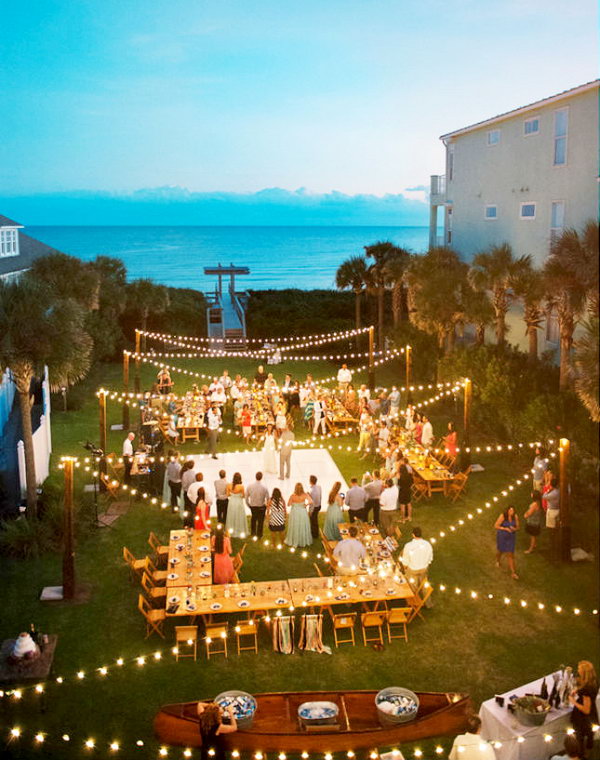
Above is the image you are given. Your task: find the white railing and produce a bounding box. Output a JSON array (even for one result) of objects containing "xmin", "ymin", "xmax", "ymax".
[{"xmin": 430, "ymin": 175, "xmax": 446, "ymax": 197}]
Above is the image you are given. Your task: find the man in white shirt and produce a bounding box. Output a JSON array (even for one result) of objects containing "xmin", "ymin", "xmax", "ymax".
[
  {"xmin": 421, "ymin": 415, "xmax": 434, "ymax": 448},
  {"xmin": 187, "ymin": 472, "xmax": 213, "ymax": 511},
  {"xmin": 389, "ymin": 386, "xmax": 401, "ymax": 418},
  {"xmin": 333, "ymin": 525, "xmax": 366, "ymax": 574},
  {"xmin": 122, "ymin": 432, "xmax": 135, "ymax": 484},
  {"xmin": 402, "ymin": 527, "xmax": 434, "ymax": 607},
  {"xmin": 206, "ymin": 404, "xmax": 221, "ymax": 459},
  {"xmin": 358, "ymin": 384, "xmax": 370, "ymax": 402},
  {"xmin": 448, "ymin": 716, "xmax": 495, "ymax": 760},
  {"xmin": 166, "ymin": 452, "xmax": 182, "ymax": 512},
  {"xmin": 337, "ymin": 363, "xmax": 352, "ymax": 395},
  {"xmin": 379, "ymin": 478, "xmax": 399, "ymax": 537},
  {"xmin": 219, "ymin": 370, "xmax": 232, "ymax": 390}
]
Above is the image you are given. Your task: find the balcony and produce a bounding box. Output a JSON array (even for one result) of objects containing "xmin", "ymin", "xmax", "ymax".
[{"xmin": 430, "ymin": 175, "xmax": 446, "ymax": 205}]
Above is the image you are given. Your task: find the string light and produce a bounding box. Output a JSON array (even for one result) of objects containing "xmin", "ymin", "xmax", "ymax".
[{"xmin": 138, "ymin": 325, "xmax": 372, "ymax": 347}]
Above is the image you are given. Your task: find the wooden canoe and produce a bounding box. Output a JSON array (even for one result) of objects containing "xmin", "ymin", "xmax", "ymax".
[{"xmin": 154, "ymin": 689, "xmax": 471, "ymax": 752}]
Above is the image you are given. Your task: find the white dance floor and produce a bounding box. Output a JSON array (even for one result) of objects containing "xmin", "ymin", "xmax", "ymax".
[{"xmin": 163, "ymin": 448, "xmax": 349, "ymax": 516}]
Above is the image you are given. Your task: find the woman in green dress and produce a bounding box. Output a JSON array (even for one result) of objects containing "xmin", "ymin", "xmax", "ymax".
[
  {"xmin": 225, "ymin": 472, "xmax": 248, "ymax": 538},
  {"xmin": 285, "ymin": 482, "xmax": 313, "ymax": 548},
  {"xmin": 323, "ymin": 481, "xmax": 345, "ymax": 541}
]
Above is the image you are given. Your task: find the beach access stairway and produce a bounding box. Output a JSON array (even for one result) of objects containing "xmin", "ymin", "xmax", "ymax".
[{"xmin": 206, "ymin": 288, "xmax": 247, "ymax": 349}]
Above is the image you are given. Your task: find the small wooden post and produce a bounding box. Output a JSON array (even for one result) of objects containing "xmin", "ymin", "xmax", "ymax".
[
  {"xmin": 368, "ymin": 326, "xmax": 375, "ymax": 391},
  {"xmin": 99, "ymin": 391, "xmax": 107, "ymax": 485},
  {"xmin": 559, "ymin": 438, "xmax": 571, "ymax": 562},
  {"xmin": 62, "ymin": 459, "xmax": 75, "ymax": 600},
  {"xmin": 461, "ymin": 378, "xmax": 472, "ymax": 470},
  {"xmin": 134, "ymin": 330, "xmax": 141, "ymax": 393},
  {"xmin": 122, "ymin": 351, "xmax": 130, "ymax": 430}
]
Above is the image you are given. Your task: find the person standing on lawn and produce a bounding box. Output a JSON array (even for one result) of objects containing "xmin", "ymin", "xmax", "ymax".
[
  {"xmin": 494, "ymin": 505, "xmax": 519, "ymax": 579},
  {"xmin": 402, "ymin": 526, "xmax": 433, "ymax": 607}
]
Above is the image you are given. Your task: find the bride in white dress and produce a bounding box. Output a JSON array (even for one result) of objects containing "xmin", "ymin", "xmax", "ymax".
[{"xmin": 263, "ymin": 423, "xmax": 277, "ymax": 474}]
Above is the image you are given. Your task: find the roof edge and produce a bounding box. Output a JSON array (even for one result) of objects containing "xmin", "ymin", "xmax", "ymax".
[{"xmin": 440, "ymin": 79, "xmax": 599, "ymax": 141}]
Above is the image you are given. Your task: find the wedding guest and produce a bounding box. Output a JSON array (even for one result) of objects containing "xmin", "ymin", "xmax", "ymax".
[
  {"xmin": 569, "ymin": 660, "xmax": 599, "ymax": 759},
  {"xmin": 279, "ymin": 423, "xmax": 295, "ymax": 480},
  {"xmin": 122, "ymin": 432, "xmax": 135, "ymax": 484},
  {"xmin": 414, "ymin": 413, "xmax": 423, "ymax": 445},
  {"xmin": 219, "ymin": 369, "xmax": 232, "ymax": 391},
  {"xmin": 254, "ymin": 365, "xmax": 267, "ymax": 386},
  {"xmin": 444, "ymin": 421, "xmax": 458, "ymax": 458},
  {"xmin": 550, "ymin": 735, "xmax": 584, "ymax": 760},
  {"xmin": 180, "ymin": 460, "xmax": 196, "ymax": 510},
  {"xmin": 545, "ymin": 477, "xmax": 561, "ymax": 562},
  {"xmin": 398, "ymin": 463, "xmax": 414, "ymax": 523},
  {"xmin": 358, "ymin": 409, "xmax": 372, "ymax": 458},
  {"xmin": 389, "ymin": 386, "xmax": 401, "ymax": 418},
  {"xmin": 267, "ymin": 487, "xmax": 287, "ymax": 536},
  {"xmin": 333, "ymin": 525, "xmax": 366, "ymax": 575},
  {"xmin": 194, "ymin": 488, "xmax": 210, "ymax": 531},
  {"xmin": 225, "ymin": 472, "xmax": 247, "ymax": 538},
  {"xmin": 241, "ymin": 403, "xmax": 252, "ymax": 443},
  {"xmin": 344, "ymin": 478, "xmax": 367, "ymax": 522},
  {"xmin": 308, "ymin": 474, "xmax": 322, "ymax": 539},
  {"xmin": 379, "ymin": 478, "xmax": 399, "ymax": 537},
  {"xmin": 188, "ymin": 472, "xmax": 213, "ymax": 514},
  {"xmin": 312, "ymin": 395, "xmax": 327, "ymax": 435},
  {"xmin": 363, "ymin": 470, "xmax": 383, "ymax": 524},
  {"xmin": 206, "ymin": 403, "xmax": 221, "ymax": 459},
  {"xmin": 345, "ymin": 384, "xmax": 358, "ymax": 415},
  {"xmin": 285, "ymin": 482, "xmax": 313, "ymax": 548},
  {"xmin": 211, "ymin": 526, "xmax": 235, "ymax": 585},
  {"xmin": 245, "ymin": 472, "xmax": 269, "ymax": 539},
  {"xmin": 262, "ymin": 423, "xmax": 277, "ymax": 474},
  {"xmin": 524, "ymin": 490, "xmax": 543, "ymax": 554},
  {"xmin": 421, "ymin": 415, "xmax": 434, "ymax": 448},
  {"xmin": 337, "ymin": 363, "xmax": 352, "ymax": 394},
  {"xmin": 532, "ymin": 445, "xmax": 548, "ymax": 492},
  {"xmin": 157, "ymin": 367, "xmax": 174, "ymax": 395},
  {"xmin": 402, "ymin": 527, "xmax": 434, "ymax": 606},
  {"xmin": 323, "ymin": 481, "xmax": 345, "ymax": 541},
  {"xmin": 196, "ymin": 701, "xmax": 237, "ymax": 760},
  {"xmin": 166, "ymin": 451, "xmax": 182, "ymax": 512},
  {"xmin": 214, "ymin": 469, "xmax": 229, "ymax": 525},
  {"xmin": 495, "ymin": 505, "xmax": 519, "ymax": 579}
]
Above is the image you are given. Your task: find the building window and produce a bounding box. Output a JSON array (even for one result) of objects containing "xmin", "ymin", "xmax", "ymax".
[
  {"xmin": 0, "ymin": 228, "xmax": 19, "ymax": 258},
  {"xmin": 487, "ymin": 129, "xmax": 500, "ymax": 146},
  {"xmin": 550, "ymin": 201, "xmax": 565, "ymax": 244},
  {"xmin": 485, "ymin": 205, "xmax": 498, "ymax": 219},
  {"xmin": 553, "ymin": 108, "xmax": 568, "ymax": 166},
  {"xmin": 524, "ymin": 117, "xmax": 539, "ymax": 135},
  {"xmin": 520, "ymin": 202, "xmax": 537, "ymax": 219},
  {"xmin": 447, "ymin": 144, "xmax": 455, "ymax": 181}
]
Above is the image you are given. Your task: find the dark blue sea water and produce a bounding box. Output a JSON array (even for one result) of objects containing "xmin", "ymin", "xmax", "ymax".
[{"xmin": 29, "ymin": 226, "xmax": 429, "ymax": 291}]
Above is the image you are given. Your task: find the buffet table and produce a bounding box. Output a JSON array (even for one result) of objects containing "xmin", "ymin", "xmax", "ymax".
[{"xmin": 479, "ymin": 672, "xmax": 600, "ymax": 760}]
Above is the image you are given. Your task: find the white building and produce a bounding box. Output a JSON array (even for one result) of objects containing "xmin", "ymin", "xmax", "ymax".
[
  {"xmin": 429, "ymin": 80, "xmax": 599, "ymax": 266},
  {"xmin": 0, "ymin": 214, "xmax": 58, "ymax": 281}
]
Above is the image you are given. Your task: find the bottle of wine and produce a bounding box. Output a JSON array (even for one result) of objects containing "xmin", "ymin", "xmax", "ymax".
[
  {"xmin": 540, "ymin": 678, "xmax": 548, "ymax": 700},
  {"xmin": 29, "ymin": 623, "xmax": 38, "ymax": 645},
  {"xmin": 548, "ymin": 679, "xmax": 558, "ymax": 707}
]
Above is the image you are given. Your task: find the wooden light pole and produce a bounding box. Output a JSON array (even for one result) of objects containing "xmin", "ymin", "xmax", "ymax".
[
  {"xmin": 462, "ymin": 378, "xmax": 472, "ymax": 470},
  {"xmin": 134, "ymin": 330, "xmax": 141, "ymax": 394},
  {"xmin": 405, "ymin": 345, "xmax": 412, "ymax": 389},
  {"xmin": 368, "ymin": 325, "xmax": 375, "ymax": 391},
  {"xmin": 99, "ymin": 391, "xmax": 107, "ymax": 485},
  {"xmin": 559, "ymin": 437, "xmax": 571, "ymax": 562},
  {"xmin": 122, "ymin": 351, "xmax": 130, "ymax": 430},
  {"xmin": 62, "ymin": 458, "xmax": 75, "ymax": 600}
]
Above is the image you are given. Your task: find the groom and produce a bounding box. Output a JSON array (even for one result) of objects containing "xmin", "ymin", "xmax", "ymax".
[{"xmin": 279, "ymin": 422, "xmax": 295, "ymax": 480}]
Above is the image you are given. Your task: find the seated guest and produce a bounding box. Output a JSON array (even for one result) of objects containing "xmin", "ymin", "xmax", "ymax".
[
  {"xmin": 549, "ymin": 734, "xmax": 584, "ymax": 760},
  {"xmin": 157, "ymin": 368, "xmax": 174, "ymax": 395},
  {"xmin": 333, "ymin": 525, "xmax": 366, "ymax": 574},
  {"xmin": 196, "ymin": 702, "xmax": 237, "ymax": 760},
  {"xmin": 211, "ymin": 526, "xmax": 235, "ymax": 585},
  {"xmin": 448, "ymin": 715, "xmax": 495, "ymax": 760}
]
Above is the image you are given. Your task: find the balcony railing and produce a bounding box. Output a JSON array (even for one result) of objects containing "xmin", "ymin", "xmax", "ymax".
[{"xmin": 430, "ymin": 175, "xmax": 446, "ymax": 197}]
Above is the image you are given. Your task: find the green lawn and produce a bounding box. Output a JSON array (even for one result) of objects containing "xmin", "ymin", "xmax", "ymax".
[{"xmin": 1, "ymin": 356, "xmax": 598, "ymax": 760}]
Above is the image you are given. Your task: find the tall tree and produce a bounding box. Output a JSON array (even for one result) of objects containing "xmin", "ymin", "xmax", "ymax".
[
  {"xmin": 0, "ymin": 278, "xmax": 92, "ymax": 515},
  {"xmin": 468, "ymin": 243, "xmax": 531, "ymax": 346},
  {"xmin": 573, "ymin": 317, "xmax": 599, "ymax": 421},
  {"xmin": 511, "ymin": 265, "xmax": 546, "ymax": 361},
  {"xmin": 406, "ymin": 247, "xmax": 468, "ymax": 354},
  {"xmin": 461, "ymin": 284, "xmax": 495, "ymax": 346},
  {"xmin": 383, "ymin": 248, "xmax": 412, "ymax": 328},
  {"xmin": 335, "ymin": 255, "xmax": 369, "ymax": 331},
  {"xmin": 126, "ymin": 279, "xmax": 170, "ymax": 350},
  {"xmin": 545, "ymin": 232, "xmax": 588, "ymax": 390},
  {"xmin": 364, "ymin": 241, "xmax": 398, "ymax": 350},
  {"xmin": 549, "ymin": 221, "xmax": 599, "ymax": 318},
  {"xmin": 28, "ymin": 252, "xmax": 99, "ymax": 310}
]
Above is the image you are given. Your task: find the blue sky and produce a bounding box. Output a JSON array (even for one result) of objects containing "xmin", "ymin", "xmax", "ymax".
[{"xmin": 1, "ymin": 0, "xmax": 597, "ymax": 198}]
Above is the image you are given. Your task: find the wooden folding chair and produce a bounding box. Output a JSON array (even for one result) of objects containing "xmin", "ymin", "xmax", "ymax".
[
  {"xmin": 123, "ymin": 546, "xmax": 145, "ymax": 582},
  {"xmin": 320, "ymin": 528, "xmax": 337, "ymax": 552},
  {"xmin": 407, "ymin": 584, "xmax": 434, "ymax": 623},
  {"xmin": 447, "ymin": 466, "xmax": 471, "ymax": 502},
  {"xmin": 235, "ymin": 620, "xmax": 258, "ymax": 654},
  {"xmin": 138, "ymin": 594, "xmax": 166, "ymax": 639},
  {"xmin": 360, "ymin": 611, "xmax": 385, "ymax": 646},
  {"xmin": 205, "ymin": 623, "xmax": 228, "ymax": 659},
  {"xmin": 330, "ymin": 611, "xmax": 356, "ymax": 647},
  {"xmin": 175, "ymin": 625, "xmax": 198, "ymax": 661},
  {"xmin": 411, "ymin": 479, "xmax": 428, "ymax": 503},
  {"xmin": 148, "ymin": 531, "xmax": 169, "ymax": 565},
  {"xmin": 100, "ymin": 473, "xmax": 120, "ymax": 501},
  {"xmin": 386, "ymin": 607, "xmax": 411, "ymax": 643},
  {"xmin": 141, "ymin": 572, "xmax": 167, "ymax": 605},
  {"xmin": 144, "ymin": 556, "xmax": 168, "ymax": 585},
  {"xmin": 313, "ymin": 563, "xmax": 324, "ymax": 578}
]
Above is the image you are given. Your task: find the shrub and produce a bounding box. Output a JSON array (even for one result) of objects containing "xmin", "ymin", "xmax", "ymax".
[{"xmin": 0, "ymin": 517, "xmax": 51, "ymax": 559}]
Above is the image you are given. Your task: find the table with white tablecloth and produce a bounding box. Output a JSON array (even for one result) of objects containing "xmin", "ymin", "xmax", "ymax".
[{"xmin": 480, "ymin": 671, "xmax": 600, "ymax": 760}]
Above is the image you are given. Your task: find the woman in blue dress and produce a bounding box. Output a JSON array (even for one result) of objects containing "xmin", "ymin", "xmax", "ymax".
[
  {"xmin": 285, "ymin": 482, "xmax": 313, "ymax": 548},
  {"xmin": 494, "ymin": 505, "xmax": 519, "ymax": 579},
  {"xmin": 225, "ymin": 472, "xmax": 248, "ymax": 538},
  {"xmin": 323, "ymin": 481, "xmax": 345, "ymax": 541}
]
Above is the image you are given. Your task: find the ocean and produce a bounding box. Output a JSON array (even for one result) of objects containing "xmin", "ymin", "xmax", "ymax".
[{"xmin": 29, "ymin": 226, "xmax": 430, "ymax": 291}]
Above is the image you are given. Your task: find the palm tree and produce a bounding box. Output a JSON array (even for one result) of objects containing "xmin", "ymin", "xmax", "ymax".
[
  {"xmin": 511, "ymin": 265, "xmax": 546, "ymax": 361},
  {"xmin": 28, "ymin": 252, "xmax": 99, "ymax": 310},
  {"xmin": 126, "ymin": 279, "xmax": 170, "ymax": 351},
  {"xmin": 335, "ymin": 255, "xmax": 369, "ymax": 331},
  {"xmin": 573, "ymin": 317, "xmax": 599, "ymax": 421},
  {"xmin": 545, "ymin": 234, "xmax": 588, "ymax": 390},
  {"xmin": 383, "ymin": 248, "xmax": 412, "ymax": 328},
  {"xmin": 364, "ymin": 241, "xmax": 398, "ymax": 350},
  {"xmin": 461, "ymin": 284, "xmax": 495, "ymax": 346},
  {"xmin": 468, "ymin": 243, "xmax": 531, "ymax": 346},
  {"xmin": 0, "ymin": 278, "xmax": 92, "ymax": 515},
  {"xmin": 406, "ymin": 247, "xmax": 467, "ymax": 353},
  {"xmin": 549, "ymin": 221, "xmax": 599, "ymax": 318}
]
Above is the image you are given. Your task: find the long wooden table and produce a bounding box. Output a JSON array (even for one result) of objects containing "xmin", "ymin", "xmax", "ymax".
[
  {"xmin": 396, "ymin": 433, "xmax": 454, "ymax": 498},
  {"xmin": 165, "ymin": 580, "xmax": 293, "ymax": 618},
  {"xmin": 166, "ymin": 529, "xmax": 212, "ymax": 590},
  {"xmin": 288, "ymin": 574, "xmax": 415, "ymax": 612}
]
